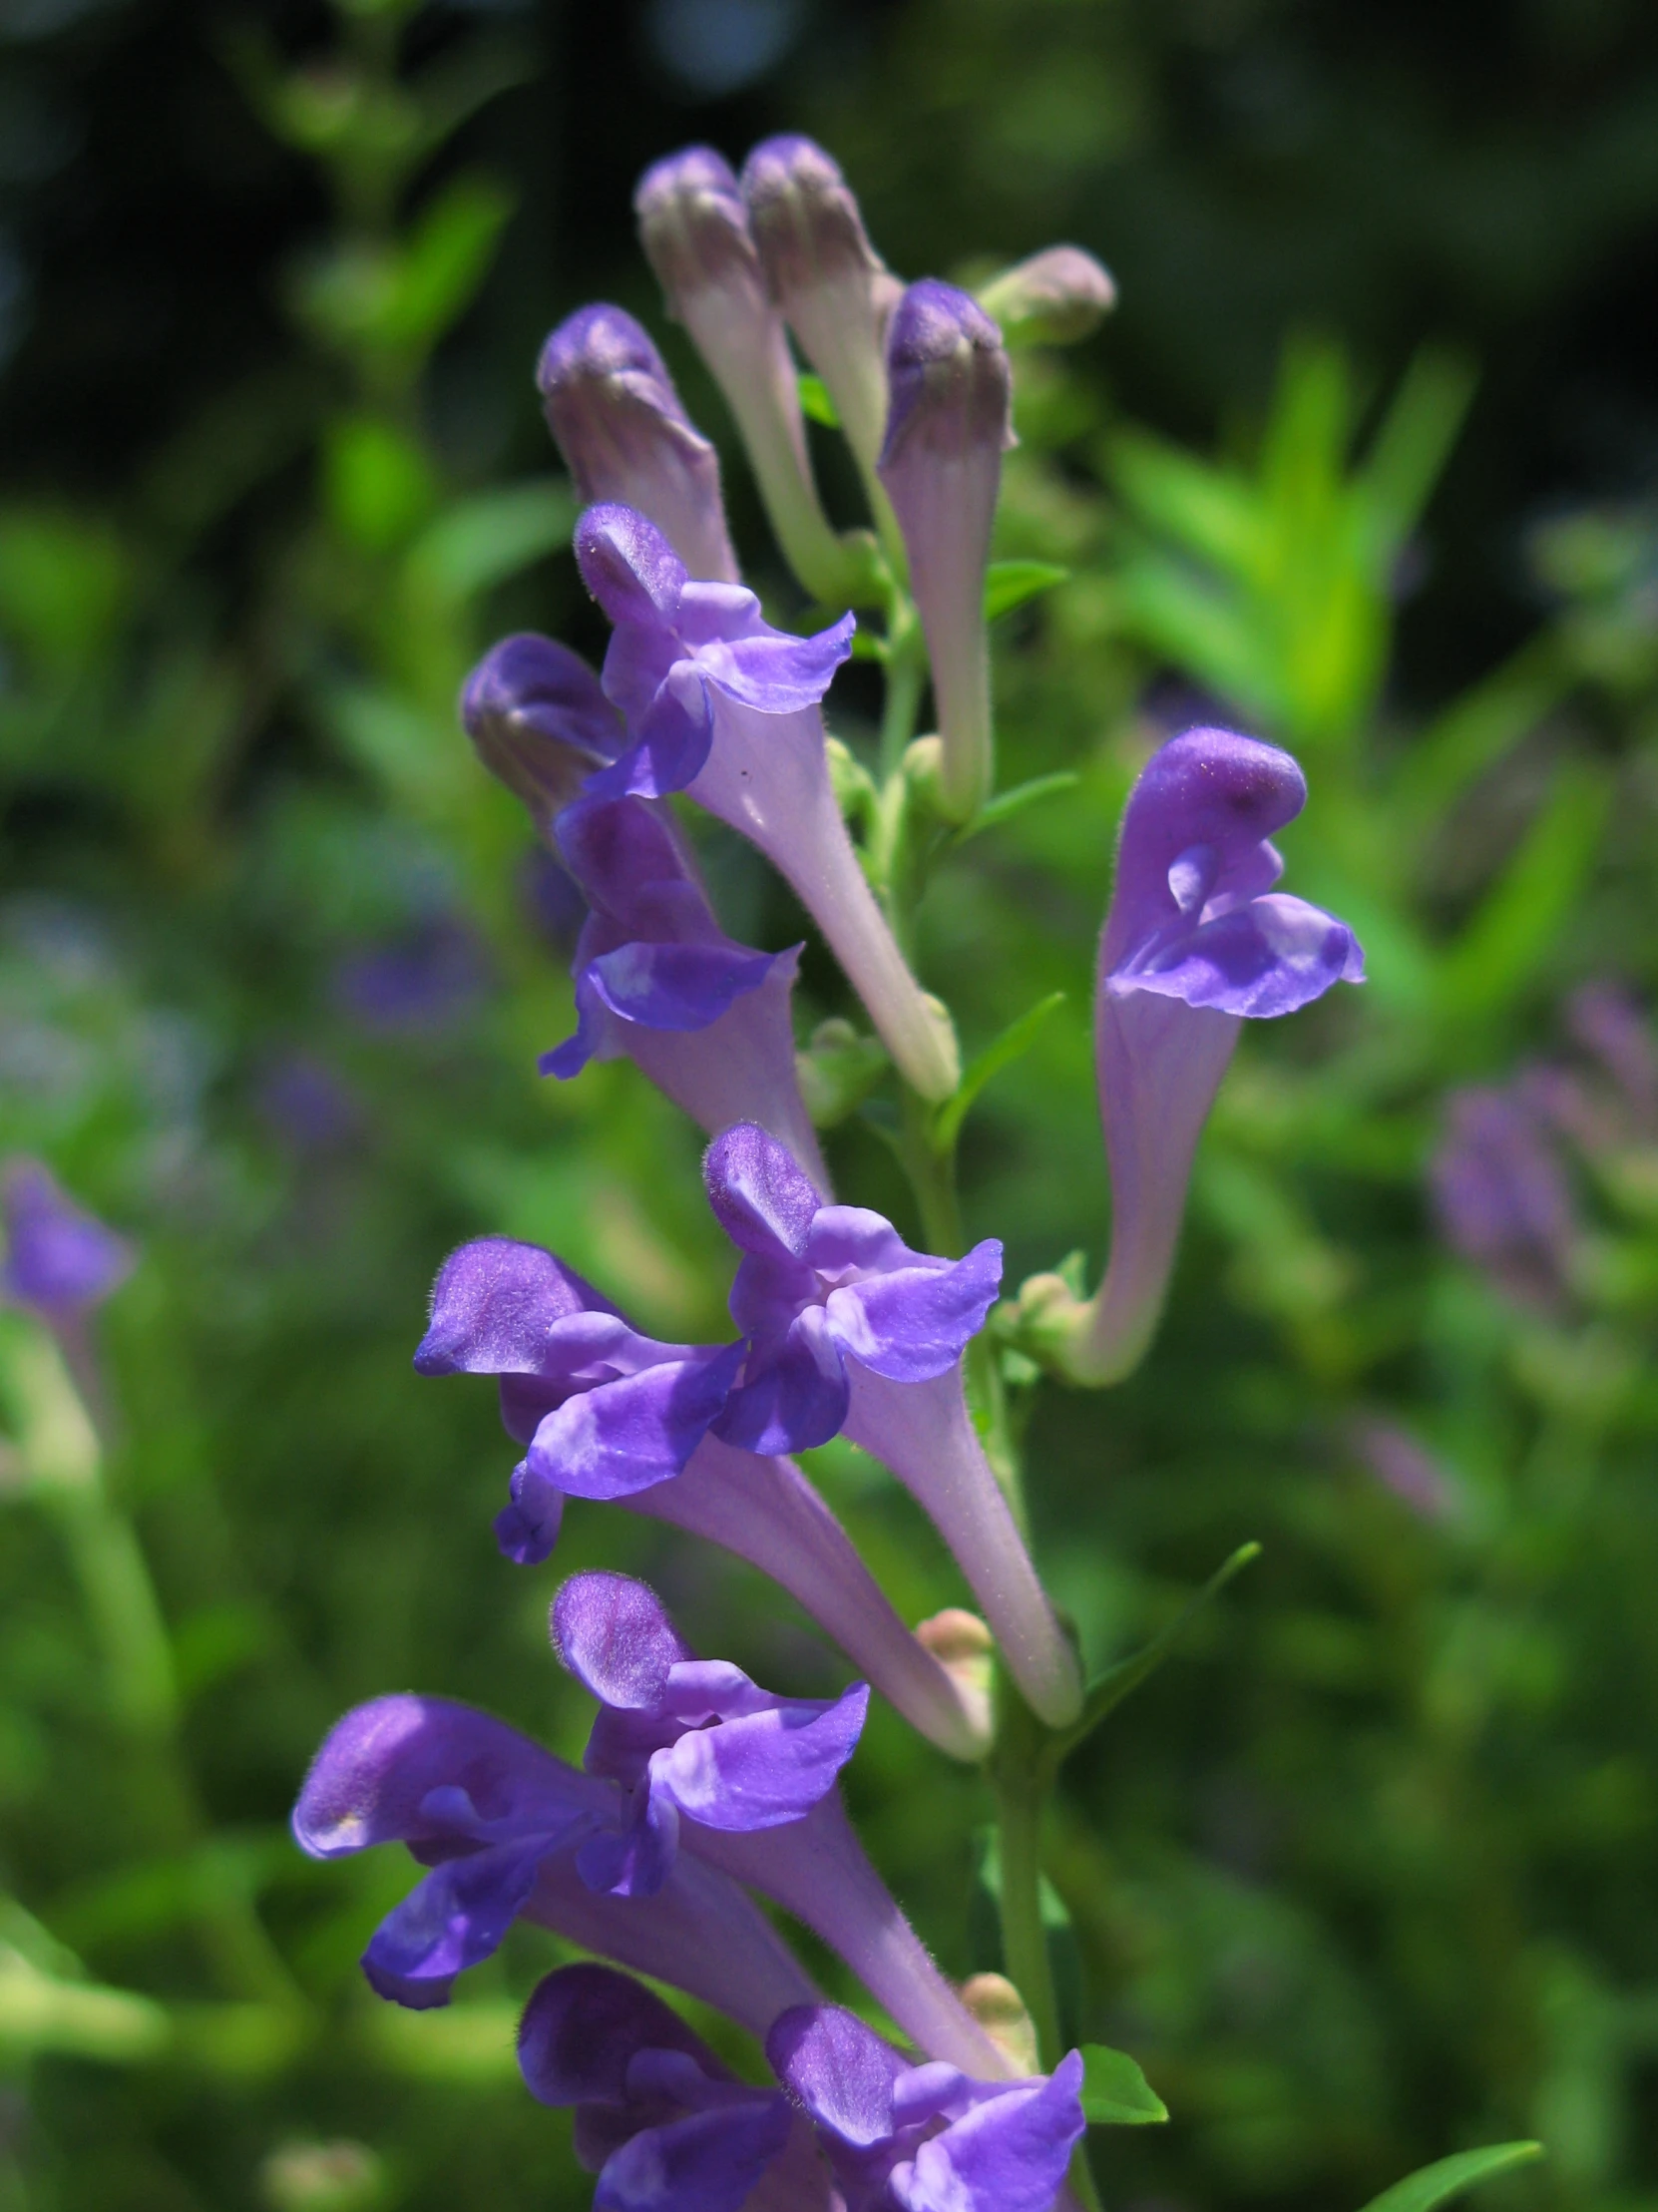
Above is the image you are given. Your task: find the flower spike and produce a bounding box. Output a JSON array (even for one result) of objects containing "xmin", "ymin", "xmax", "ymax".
[
  {"xmin": 1012, "ymin": 726, "xmax": 1364, "ymax": 1385},
  {"xmin": 636, "ymin": 146, "xmax": 864, "ymax": 608},
  {"xmin": 538, "ymin": 302, "xmax": 739, "ymax": 584},
  {"xmin": 574, "ymin": 502, "xmax": 960, "ymax": 1100},
  {"xmin": 878, "ymin": 281, "xmax": 1015, "ymax": 822}
]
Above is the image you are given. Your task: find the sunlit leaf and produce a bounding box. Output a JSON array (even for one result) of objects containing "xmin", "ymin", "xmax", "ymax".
[
  {"xmin": 1079, "ymin": 2043, "xmax": 1168, "ymax": 2125},
  {"xmin": 1357, "ymin": 2143, "xmax": 1544, "ymax": 2212}
]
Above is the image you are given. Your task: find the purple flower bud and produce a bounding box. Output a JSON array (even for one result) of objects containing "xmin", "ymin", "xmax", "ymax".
[
  {"xmin": 704, "ymin": 1124, "xmax": 1082, "ymax": 1728},
  {"xmin": 554, "ymin": 1569, "xmax": 868, "ymax": 1898},
  {"xmin": 636, "ymin": 147, "xmax": 858, "ymax": 606},
  {"xmin": 554, "ymin": 1575, "xmax": 1008, "ymax": 2077},
  {"xmin": 741, "ymin": 137, "xmax": 894, "ymax": 502},
  {"xmin": 878, "ymin": 282, "xmax": 1014, "ymax": 822},
  {"xmin": 1034, "ymin": 728, "xmax": 1363, "ymax": 1386},
  {"xmin": 414, "ymin": 1232, "xmax": 990, "ymax": 1762},
  {"xmin": 1431, "ymin": 1083, "xmax": 1577, "ymax": 1312},
  {"xmin": 460, "ymin": 634, "xmax": 624, "ymax": 837},
  {"xmin": 977, "ymin": 245, "xmax": 1116, "ymax": 346},
  {"xmin": 575, "ymin": 502, "xmax": 959, "ymax": 1100},
  {"xmin": 292, "ymin": 1693, "xmax": 817, "ymax": 2031},
  {"xmin": 768, "ymin": 2001, "xmax": 1086, "ymax": 2212},
  {"xmin": 519, "ymin": 1965, "xmax": 818, "ymax": 2212},
  {"xmin": 546, "ymin": 794, "xmax": 830, "ymax": 1192},
  {"xmin": 1, "ymin": 1160, "xmax": 133, "ymax": 1318},
  {"xmin": 538, "ymin": 304, "xmax": 740, "ymax": 584}
]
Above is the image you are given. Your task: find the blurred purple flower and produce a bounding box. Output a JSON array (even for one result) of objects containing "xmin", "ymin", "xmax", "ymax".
[
  {"xmin": 553, "ymin": 1568, "xmax": 867, "ymax": 1898},
  {"xmin": 0, "ymin": 1159, "xmax": 133, "ymax": 1317},
  {"xmin": 253, "ymin": 1052, "xmax": 361, "ymax": 1155},
  {"xmin": 1432, "ymin": 1084, "xmax": 1577, "ymax": 1311},
  {"xmin": 333, "ymin": 917, "xmax": 490, "ymax": 1037},
  {"xmin": 768, "ymin": 2001, "xmax": 1086, "ymax": 2212},
  {"xmin": 1348, "ymin": 1417, "xmax": 1462, "ymax": 1524},
  {"xmin": 545, "ymin": 794, "xmax": 828, "ymax": 1189},
  {"xmin": 519, "ymin": 1964, "xmax": 816, "ymax": 2212}
]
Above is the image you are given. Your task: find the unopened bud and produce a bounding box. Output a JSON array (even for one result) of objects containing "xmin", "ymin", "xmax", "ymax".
[
  {"xmin": 958, "ymin": 1972, "xmax": 1038, "ymax": 2077},
  {"xmin": 741, "ymin": 136, "xmax": 894, "ymax": 507},
  {"xmin": 536, "ymin": 303, "xmax": 738, "ymax": 583},
  {"xmin": 878, "ymin": 282, "xmax": 1014, "ymax": 822},
  {"xmin": 636, "ymin": 147, "xmax": 861, "ymax": 605},
  {"xmin": 978, "ymin": 245, "xmax": 1116, "ymax": 347},
  {"xmin": 460, "ymin": 634, "xmax": 622, "ymax": 837}
]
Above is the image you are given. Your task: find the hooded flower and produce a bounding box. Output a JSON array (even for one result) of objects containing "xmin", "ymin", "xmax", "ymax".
[
  {"xmin": 292, "ymin": 1693, "xmax": 818, "ymax": 2030},
  {"xmin": 575, "ymin": 503, "xmax": 958, "ymax": 1099},
  {"xmin": 703, "ymin": 1124, "xmax": 1080, "ymax": 1730},
  {"xmin": 1013, "ymin": 727, "xmax": 1364, "ymax": 1386},
  {"xmin": 538, "ymin": 302, "xmax": 739, "ymax": 585},
  {"xmin": 1, "ymin": 1160, "xmax": 134, "ymax": 1317},
  {"xmin": 461, "ymin": 634, "xmax": 625, "ymax": 836},
  {"xmin": 545, "ymin": 794, "xmax": 829, "ymax": 1190},
  {"xmin": 554, "ymin": 1570, "xmax": 868, "ymax": 1900},
  {"xmin": 519, "ymin": 1964, "xmax": 821, "ymax": 2212},
  {"xmin": 768, "ymin": 2002, "xmax": 1086, "ymax": 2212},
  {"xmin": 413, "ymin": 1235, "xmax": 744, "ymax": 1562}
]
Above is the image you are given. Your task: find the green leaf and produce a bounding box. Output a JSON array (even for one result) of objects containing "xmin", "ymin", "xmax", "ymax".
[
  {"xmin": 1050, "ymin": 1543, "xmax": 1262, "ymax": 1763},
  {"xmin": 957, "ymin": 771, "xmax": 1080, "ymax": 841},
  {"xmin": 798, "ymin": 372, "xmax": 840, "ymax": 429},
  {"xmin": 403, "ymin": 479, "xmax": 576, "ymax": 607},
  {"xmin": 324, "ymin": 413, "xmax": 438, "ymax": 553},
  {"xmin": 1356, "ymin": 2143, "xmax": 1544, "ymax": 2212},
  {"xmin": 984, "ymin": 560, "xmax": 1069, "ymax": 623},
  {"xmin": 375, "ymin": 175, "xmax": 515, "ymax": 351},
  {"xmin": 1079, "ymin": 2043, "xmax": 1168, "ymax": 2126},
  {"xmin": 933, "ymin": 993, "xmax": 1066, "ymax": 1152}
]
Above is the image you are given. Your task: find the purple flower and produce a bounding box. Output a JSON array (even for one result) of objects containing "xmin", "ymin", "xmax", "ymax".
[
  {"xmin": 461, "ymin": 634, "xmax": 624, "ymax": 838},
  {"xmin": 878, "ymin": 282, "xmax": 1014, "ymax": 823},
  {"xmin": 538, "ymin": 304, "xmax": 739, "ymax": 584},
  {"xmin": 1018, "ymin": 728, "xmax": 1364, "ymax": 1387},
  {"xmin": 554, "ymin": 1569, "xmax": 868, "ymax": 1899},
  {"xmin": 293, "ymin": 1696, "xmax": 820, "ymax": 2032},
  {"xmin": 413, "ymin": 1235, "xmax": 745, "ymax": 1561},
  {"xmin": 740, "ymin": 137, "xmax": 894, "ymax": 508},
  {"xmin": 519, "ymin": 1965, "xmax": 820, "ymax": 2212},
  {"xmin": 769, "ymin": 2002, "xmax": 1086, "ymax": 2212},
  {"xmin": 1431, "ymin": 1084, "xmax": 1577, "ymax": 1312},
  {"xmin": 636, "ymin": 147, "xmax": 861, "ymax": 608},
  {"xmin": 703, "ymin": 1124, "xmax": 1081, "ymax": 1729},
  {"xmin": 545, "ymin": 794, "xmax": 829, "ymax": 1191},
  {"xmin": 0, "ymin": 1160, "xmax": 133, "ymax": 1317},
  {"xmin": 574, "ymin": 503, "xmax": 958, "ymax": 1100},
  {"xmin": 252, "ymin": 1052, "xmax": 361, "ymax": 1156},
  {"xmin": 976, "ymin": 246, "xmax": 1116, "ymax": 347},
  {"xmin": 333, "ymin": 916, "xmax": 489, "ymax": 1037}
]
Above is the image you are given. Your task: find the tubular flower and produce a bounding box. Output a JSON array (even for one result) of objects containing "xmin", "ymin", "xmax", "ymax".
[
  {"xmin": 878, "ymin": 281, "xmax": 1014, "ymax": 822},
  {"xmin": 460, "ymin": 634, "xmax": 624, "ymax": 838},
  {"xmin": 546, "ymin": 794, "xmax": 829, "ymax": 1192},
  {"xmin": 575, "ymin": 503, "xmax": 959, "ymax": 1099},
  {"xmin": 1, "ymin": 1159, "xmax": 133, "ymax": 1318},
  {"xmin": 704, "ymin": 1123, "xmax": 1081, "ymax": 1730},
  {"xmin": 538, "ymin": 303, "xmax": 739, "ymax": 584},
  {"xmin": 554, "ymin": 1569, "xmax": 868, "ymax": 1899},
  {"xmin": 635, "ymin": 145, "xmax": 862, "ymax": 609},
  {"xmin": 291, "ymin": 1693, "xmax": 815, "ymax": 2030},
  {"xmin": 1012, "ymin": 727, "xmax": 1364, "ymax": 1387},
  {"xmin": 769, "ymin": 2001, "xmax": 1086, "ymax": 2212},
  {"xmin": 519, "ymin": 1965, "xmax": 826, "ymax": 2212}
]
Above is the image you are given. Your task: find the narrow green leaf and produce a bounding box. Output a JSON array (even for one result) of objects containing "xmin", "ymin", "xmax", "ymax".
[
  {"xmin": 798, "ymin": 372, "xmax": 840, "ymax": 429},
  {"xmin": 984, "ymin": 560, "xmax": 1069, "ymax": 623},
  {"xmin": 1051, "ymin": 1543, "xmax": 1262, "ymax": 1763},
  {"xmin": 957, "ymin": 771, "xmax": 1079, "ymax": 842},
  {"xmin": 403, "ymin": 479, "xmax": 576, "ymax": 607},
  {"xmin": 934, "ymin": 992, "xmax": 1066, "ymax": 1152},
  {"xmin": 1079, "ymin": 2043, "xmax": 1168, "ymax": 2125},
  {"xmin": 1357, "ymin": 2143, "xmax": 1544, "ymax": 2212}
]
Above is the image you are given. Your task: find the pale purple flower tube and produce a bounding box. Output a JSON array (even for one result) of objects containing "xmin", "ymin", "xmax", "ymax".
[
  {"xmin": 538, "ymin": 303, "xmax": 739, "ymax": 585},
  {"xmin": 575, "ymin": 503, "xmax": 960, "ymax": 1099},
  {"xmin": 635, "ymin": 146, "xmax": 860, "ymax": 608},
  {"xmin": 704, "ymin": 1123, "xmax": 1082, "ymax": 1728},
  {"xmin": 770, "ymin": 2001, "xmax": 1086, "ymax": 2212},
  {"xmin": 414, "ymin": 1234, "xmax": 991, "ymax": 1760},
  {"xmin": 1020, "ymin": 728, "xmax": 1364, "ymax": 1386},
  {"xmin": 546, "ymin": 793, "xmax": 830, "ymax": 1192},
  {"xmin": 558, "ymin": 1574, "xmax": 1012, "ymax": 2078},
  {"xmin": 290, "ymin": 1692, "xmax": 817, "ymax": 2031},
  {"xmin": 878, "ymin": 281, "xmax": 1014, "ymax": 822}
]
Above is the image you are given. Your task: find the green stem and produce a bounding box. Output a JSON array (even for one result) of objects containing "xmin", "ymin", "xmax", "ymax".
[{"xmin": 879, "ymin": 604, "xmax": 929, "ymax": 783}]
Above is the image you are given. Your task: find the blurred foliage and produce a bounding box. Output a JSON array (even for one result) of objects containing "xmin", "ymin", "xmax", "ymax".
[{"xmin": 1, "ymin": 0, "xmax": 1657, "ymax": 2209}]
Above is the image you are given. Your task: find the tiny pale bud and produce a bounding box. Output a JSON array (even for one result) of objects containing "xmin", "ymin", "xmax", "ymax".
[{"xmin": 978, "ymin": 244, "xmax": 1116, "ymax": 347}]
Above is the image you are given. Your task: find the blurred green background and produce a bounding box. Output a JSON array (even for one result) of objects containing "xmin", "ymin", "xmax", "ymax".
[{"xmin": 3, "ymin": 0, "xmax": 1658, "ymax": 2207}]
